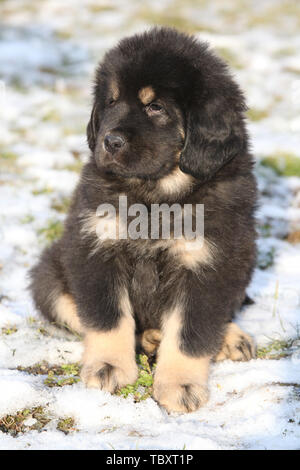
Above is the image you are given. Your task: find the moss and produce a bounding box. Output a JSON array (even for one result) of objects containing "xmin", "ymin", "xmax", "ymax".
[
  {"xmin": 44, "ymin": 374, "xmax": 80, "ymax": 387},
  {"xmin": 273, "ymin": 47, "xmax": 296, "ymax": 58},
  {"xmin": 89, "ymin": 4, "xmax": 115, "ymax": 13},
  {"xmin": 59, "ymin": 363, "xmax": 80, "ymax": 376},
  {"xmin": 138, "ymin": 6, "xmax": 215, "ymax": 34},
  {"xmin": 41, "ymin": 109, "xmax": 61, "ymax": 122},
  {"xmin": 63, "ymin": 160, "xmax": 84, "ymax": 173},
  {"xmin": 51, "ymin": 196, "xmax": 71, "ymax": 213},
  {"xmin": 117, "ymin": 354, "xmax": 154, "ymax": 402},
  {"xmin": 57, "ymin": 417, "xmax": 77, "ymax": 434},
  {"xmin": 32, "ymin": 187, "xmax": 54, "ymax": 196},
  {"xmin": 215, "ymin": 47, "xmax": 244, "ymax": 69},
  {"xmin": 20, "ymin": 214, "xmax": 35, "ymax": 224},
  {"xmin": 257, "ymin": 339, "xmax": 292, "ymax": 360},
  {"xmin": 38, "ymin": 66, "xmax": 60, "ymax": 75},
  {"xmin": 258, "ymin": 223, "xmax": 272, "ymax": 238},
  {"xmin": 37, "ymin": 327, "xmax": 50, "ymax": 336},
  {"xmin": 0, "ymin": 151, "xmax": 18, "ymax": 161},
  {"xmin": 18, "ymin": 361, "xmax": 80, "ymax": 377},
  {"xmin": 38, "ymin": 219, "xmax": 63, "ymax": 243},
  {"xmin": 247, "ymin": 3, "xmax": 300, "ymax": 29},
  {"xmin": 0, "ymin": 407, "xmax": 50, "ymax": 437},
  {"xmin": 261, "ymin": 152, "xmax": 300, "ymax": 177},
  {"xmin": 247, "ymin": 108, "xmax": 269, "ymax": 122},
  {"xmin": 2, "ymin": 326, "xmax": 18, "ymax": 335},
  {"xmin": 42, "ymin": 362, "xmax": 80, "ymax": 388},
  {"xmin": 55, "ymin": 30, "xmax": 73, "ymax": 40}
]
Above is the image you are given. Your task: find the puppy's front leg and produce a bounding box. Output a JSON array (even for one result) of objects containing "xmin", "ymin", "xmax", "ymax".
[
  {"xmin": 80, "ymin": 286, "xmax": 138, "ymax": 393},
  {"xmin": 153, "ymin": 305, "xmax": 211, "ymax": 413}
]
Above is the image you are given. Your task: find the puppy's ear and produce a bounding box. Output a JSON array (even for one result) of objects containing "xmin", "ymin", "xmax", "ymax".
[
  {"xmin": 86, "ymin": 103, "xmax": 99, "ymax": 152},
  {"xmin": 179, "ymin": 94, "xmax": 247, "ymax": 182}
]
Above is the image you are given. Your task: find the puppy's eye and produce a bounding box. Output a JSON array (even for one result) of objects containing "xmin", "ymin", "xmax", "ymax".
[
  {"xmin": 146, "ymin": 102, "xmax": 164, "ymax": 114},
  {"xmin": 108, "ymin": 98, "xmax": 116, "ymax": 106}
]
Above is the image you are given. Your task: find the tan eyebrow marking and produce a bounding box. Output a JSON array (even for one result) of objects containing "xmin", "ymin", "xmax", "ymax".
[
  {"xmin": 138, "ymin": 86, "xmax": 155, "ymax": 105},
  {"xmin": 110, "ymin": 79, "xmax": 120, "ymax": 101}
]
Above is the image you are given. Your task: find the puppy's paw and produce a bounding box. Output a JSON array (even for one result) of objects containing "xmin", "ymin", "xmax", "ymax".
[
  {"xmin": 81, "ymin": 361, "xmax": 138, "ymax": 393},
  {"xmin": 140, "ymin": 329, "xmax": 161, "ymax": 356},
  {"xmin": 215, "ymin": 323, "xmax": 256, "ymax": 362},
  {"xmin": 153, "ymin": 379, "xmax": 209, "ymax": 413}
]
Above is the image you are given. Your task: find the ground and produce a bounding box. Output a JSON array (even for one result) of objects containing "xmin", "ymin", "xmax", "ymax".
[{"xmin": 0, "ymin": 0, "xmax": 300, "ymax": 450}]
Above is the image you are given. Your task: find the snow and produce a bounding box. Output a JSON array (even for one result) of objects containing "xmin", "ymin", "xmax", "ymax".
[{"xmin": 0, "ymin": 0, "xmax": 300, "ymax": 450}]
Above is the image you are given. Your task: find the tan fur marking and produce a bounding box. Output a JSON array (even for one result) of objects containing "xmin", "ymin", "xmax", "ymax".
[
  {"xmin": 215, "ymin": 322, "xmax": 256, "ymax": 362},
  {"xmin": 80, "ymin": 210, "xmax": 127, "ymax": 251},
  {"xmin": 178, "ymin": 126, "xmax": 185, "ymax": 140},
  {"xmin": 81, "ymin": 288, "xmax": 138, "ymax": 391},
  {"xmin": 153, "ymin": 307, "xmax": 210, "ymax": 413},
  {"xmin": 110, "ymin": 79, "xmax": 119, "ymax": 101},
  {"xmin": 138, "ymin": 86, "xmax": 155, "ymax": 105},
  {"xmin": 54, "ymin": 294, "xmax": 85, "ymax": 335},
  {"xmin": 140, "ymin": 329, "xmax": 161, "ymax": 355},
  {"xmin": 169, "ymin": 237, "xmax": 216, "ymax": 270},
  {"xmin": 159, "ymin": 166, "xmax": 193, "ymax": 196}
]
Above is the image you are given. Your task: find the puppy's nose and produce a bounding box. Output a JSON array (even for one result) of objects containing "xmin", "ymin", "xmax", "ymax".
[{"xmin": 104, "ymin": 134, "xmax": 125, "ymax": 154}]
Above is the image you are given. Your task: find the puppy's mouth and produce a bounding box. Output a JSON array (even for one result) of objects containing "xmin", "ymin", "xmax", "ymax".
[{"xmin": 97, "ymin": 150, "xmax": 177, "ymax": 181}]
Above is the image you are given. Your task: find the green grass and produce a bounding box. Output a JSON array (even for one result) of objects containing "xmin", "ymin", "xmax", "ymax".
[
  {"xmin": 32, "ymin": 187, "xmax": 54, "ymax": 196},
  {"xmin": 63, "ymin": 160, "xmax": 84, "ymax": 173},
  {"xmin": 137, "ymin": 4, "xmax": 216, "ymax": 34},
  {"xmin": 44, "ymin": 373, "xmax": 80, "ymax": 388},
  {"xmin": 18, "ymin": 361, "xmax": 80, "ymax": 377},
  {"xmin": 261, "ymin": 152, "xmax": 300, "ymax": 177},
  {"xmin": 43, "ymin": 362, "xmax": 80, "ymax": 388},
  {"xmin": 57, "ymin": 417, "xmax": 77, "ymax": 434},
  {"xmin": 258, "ymin": 223, "xmax": 272, "ymax": 238},
  {"xmin": 117, "ymin": 354, "xmax": 155, "ymax": 402},
  {"xmin": 41, "ymin": 109, "xmax": 61, "ymax": 122},
  {"xmin": 17, "ymin": 356, "xmax": 155, "ymax": 399},
  {"xmin": 1, "ymin": 326, "xmax": 18, "ymax": 335},
  {"xmin": 257, "ymin": 339, "xmax": 293, "ymax": 360},
  {"xmin": 247, "ymin": 108, "xmax": 269, "ymax": 122},
  {"xmin": 0, "ymin": 407, "xmax": 50, "ymax": 436},
  {"xmin": 51, "ymin": 196, "xmax": 71, "ymax": 213},
  {"xmin": 38, "ymin": 219, "xmax": 63, "ymax": 243},
  {"xmin": 215, "ymin": 47, "xmax": 244, "ymax": 69},
  {"xmin": 18, "ymin": 361, "xmax": 80, "ymax": 388},
  {"xmin": 0, "ymin": 405, "xmax": 78, "ymax": 436},
  {"xmin": 0, "ymin": 151, "xmax": 18, "ymax": 161},
  {"xmin": 20, "ymin": 214, "xmax": 35, "ymax": 224}
]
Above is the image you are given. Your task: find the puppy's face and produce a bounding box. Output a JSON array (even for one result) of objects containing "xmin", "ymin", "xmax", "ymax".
[
  {"xmin": 87, "ymin": 28, "xmax": 248, "ymax": 183},
  {"xmin": 90, "ymin": 80, "xmax": 185, "ymax": 179}
]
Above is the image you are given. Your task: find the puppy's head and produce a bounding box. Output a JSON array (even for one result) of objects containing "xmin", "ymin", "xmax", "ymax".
[{"xmin": 87, "ymin": 28, "xmax": 248, "ymax": 182}]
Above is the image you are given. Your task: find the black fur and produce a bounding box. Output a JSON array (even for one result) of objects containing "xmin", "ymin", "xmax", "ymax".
[{"xmin": 30, "ymin": 28, "xmax": 257, "ymax": 387}]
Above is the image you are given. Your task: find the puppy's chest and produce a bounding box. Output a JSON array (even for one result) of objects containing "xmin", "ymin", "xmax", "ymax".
[
  {"xmin": 131, "ymin": 258, "xmax": 160, "ymax": 296},
  {"xmin": 81, "ymin": 205, "xmax": 214, "ymax": 270},
  {"xmin": 128, "ymin": 256, "xmax": 163, "ymax": 329}
]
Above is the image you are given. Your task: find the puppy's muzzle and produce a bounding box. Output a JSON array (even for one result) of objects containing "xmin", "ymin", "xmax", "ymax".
[{"xmin": 104, "ymin": 133, "xmax": 126, "ymax": 155}]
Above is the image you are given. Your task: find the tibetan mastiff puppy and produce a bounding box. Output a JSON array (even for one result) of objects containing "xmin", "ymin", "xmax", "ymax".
[{"xmin": 30, "ymin": 28, "xmax": 257, "ymax": 413}]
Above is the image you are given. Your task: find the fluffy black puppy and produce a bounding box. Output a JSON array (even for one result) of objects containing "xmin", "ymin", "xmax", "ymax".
[{"xmin": 30, "ymin": 27, "xmax": 257, "ymax": 413}]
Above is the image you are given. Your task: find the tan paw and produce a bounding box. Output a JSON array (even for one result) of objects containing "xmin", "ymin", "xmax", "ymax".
[
  {"xmin": 81, "ymin": 360, "xmax": 138, "ymax": 393},
  {"xmin": 215, "ymin": 323, "xmax": 256, "ymax": 362},
  {"xmin": 153, "ymin": 379, "xmax": 209, "ymax": 413},
  {"xmin": 140, "ymin": 329, "xmax": 161, "ymax": 356}
]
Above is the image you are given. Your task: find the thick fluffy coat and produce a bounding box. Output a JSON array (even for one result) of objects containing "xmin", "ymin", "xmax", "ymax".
[{"xmin": 30, "ymin": 28, "xmax": 257, "ymax": 413}]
